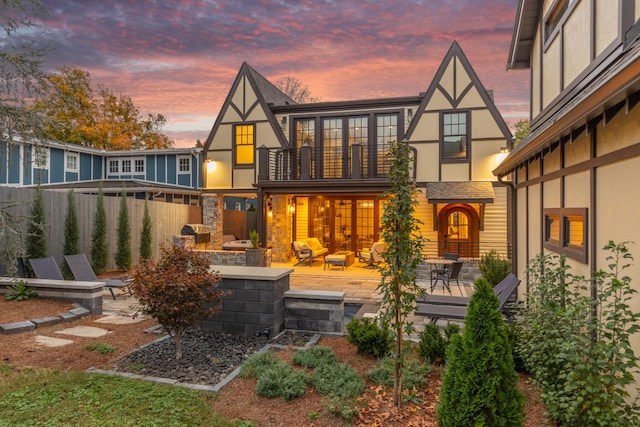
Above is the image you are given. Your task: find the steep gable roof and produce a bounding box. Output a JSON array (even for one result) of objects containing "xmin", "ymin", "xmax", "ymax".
[
  {"xmin": 405, "ymin": 40, "xmax": 512, "ymax": 141},
  {"xmin": 204, "ymin": 63, "xmax": 294, "ymax": 152}
]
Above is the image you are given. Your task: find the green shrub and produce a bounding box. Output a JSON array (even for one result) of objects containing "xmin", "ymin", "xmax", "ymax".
[
  {"xmin": 479, "ymin": 249, "xmax": 511, "ymax": 286},
  {"xmin": 312, "ymin": 363, "xmax": 365, "ymax": 399},
  {"xmin": 418, "ymin": 323, "xmax": 447, "ymax": 364},
  {"xmin": 437, "ymin": 278, "xmax": 524, "ymax": 427},
  {"xmin": 239, "ymin": 350, "xmax": 286, "ymax": 379},
  {"xmin": 443, "ymin": 322, "xmax": 460, "ymax": 340},
  {"xmin": 345, "ymin": 317, "xmax": 393, "ymax": 358},
  {"xmin": 367, "ymin": 356, "xmax": 430, "ymax": 390},
  {"xmin": 292, "ymin": 345, "xmax": 338, "ymax": 368},
  {"xmin": 84, "ymin": 342, "xmax": 115, "ymax": 354},
  {"xmin": 4, "ymin": 280, "xmax": 37, "ymax": 301},
  {"xmin": 518, "ymin": 242, "xmax": 640, "ymax": 426},
  {"xmin": 255, "ymin": 364, "xmax": 309, "ymax": 401},
  {"xmin": 504, "ymin": 323, "xmax": 527, "ymax": 372},
  {"xmin": 326, "ymin": 396, "xmax": 361, "ymax": 421}
]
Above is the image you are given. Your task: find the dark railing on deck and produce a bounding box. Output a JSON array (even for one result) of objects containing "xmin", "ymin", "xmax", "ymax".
[{"xmin": 257, "ymin": 143, "xmax": 416, "ymax": 182}]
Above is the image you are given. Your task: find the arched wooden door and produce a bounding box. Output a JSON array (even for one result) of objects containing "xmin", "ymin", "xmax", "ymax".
[{"xmin": 438, "ymin": 204, "xmax": 479, "ymax": 258}]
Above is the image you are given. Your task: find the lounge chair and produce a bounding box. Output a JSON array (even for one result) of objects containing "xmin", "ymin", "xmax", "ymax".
[
  {"xmin": 64, "ymin": 253, "xmax": 131, "ymax": 300},
  {"xmin": 416, "ymin": 273, "xmax": 520, "ymax": 323},
  {"xmin": 29, "ymin": 257, "xmax": 64, "ymax": 280},
  {"xmin": 358, "ymin": 242, "xmax": 386, "ymax": 268}
]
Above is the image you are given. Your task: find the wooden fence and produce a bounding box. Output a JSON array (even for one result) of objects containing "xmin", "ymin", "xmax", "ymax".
[{"xmin": 0, "ymin": 187, "xmax": 201, "ymax": 271}]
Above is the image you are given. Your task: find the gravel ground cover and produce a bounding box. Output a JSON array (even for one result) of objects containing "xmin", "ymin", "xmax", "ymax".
[{"xmin": 114, "ymin": 328, "xmax": 317, "ymax": 385}]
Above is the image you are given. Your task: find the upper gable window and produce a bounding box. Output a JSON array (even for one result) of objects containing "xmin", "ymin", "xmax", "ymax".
[
  {"xmin": 109, "ymin": 159, "xmax": 118, "ymax": 174},
  {"xmin": 441, "ymin": 111, "xmax": 469, "ymax": 162},
  {"xmin": 122, "ymin": 159, "xmax": 131, "ymax": 173},
  {"xmin": 134, "ymin": 158, "xmax": 145, "ymax": 173},
  {"xmin": 234, "ymin": 124, "xmax": 255, "ymax": 166}
]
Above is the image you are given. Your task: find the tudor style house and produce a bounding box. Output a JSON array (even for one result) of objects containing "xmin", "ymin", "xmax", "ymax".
[
  {"xmin": 0, "ymin": 138, "xmax": 202, "ymax": 203},
  {"xmin": 203, "ymin": 41, "xmax": 514, "ymax": 263},
  {"xmin": 493, "ymin": 0, "xmax": 640, "ymax": 385}
]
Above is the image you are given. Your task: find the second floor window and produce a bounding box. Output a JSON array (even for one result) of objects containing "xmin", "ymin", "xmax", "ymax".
[
  {"xmin": 234, "ymin": 124, "xmax": 255, "ymax": 166},
  {"xmin": 135, "ymin": 159, "xmax": 145, "ymax": 173},
  {"xmin": 66, "ymin": 153, "xmax": 78, "ymax": 172},
  {"xmin": 122, "ymin": 159, "xmax": 131, "ymax": 173},
  {"xmin": 442, "ymin": 111, "xmax": 469, "ymax": 162},
  {"xmin": 109, "ymin": 160, "xmax": 118, "ymax": 174},
  {"xmin": 178, "ymin": 156, "xmax": 190, "ymax": 173}
]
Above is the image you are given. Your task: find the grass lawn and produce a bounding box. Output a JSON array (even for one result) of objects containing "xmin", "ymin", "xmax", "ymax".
[{"xmin": 0, "ymin": 363, "xmax": 249, "ymax": 427}]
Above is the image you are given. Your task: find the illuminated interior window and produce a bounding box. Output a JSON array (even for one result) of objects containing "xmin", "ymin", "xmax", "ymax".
[
  {"xmin": 545, "ymin": 214, "xmax": 560, "ymax": 244},
  {"xmin": 447, "ymin": 211, "xmax": 469, "ymax": 239},
  {"xmin": 543, "ymin": 208, "xmax": 587, "ymax": 263},
  {"xmin": 235, "ymin": 124, "xmax": 255, "ymax": 165},
  {"xmin": 565, "ymin": 215, "xmax": 584, "ymax": 248}
]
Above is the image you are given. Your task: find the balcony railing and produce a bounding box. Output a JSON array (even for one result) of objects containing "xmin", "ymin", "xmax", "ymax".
[{"xmin": 257, "ymin": 143, "xmax": 416, "ymax": 182}]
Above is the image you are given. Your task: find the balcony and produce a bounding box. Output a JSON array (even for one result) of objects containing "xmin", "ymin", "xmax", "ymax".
[{"xmin": 257, "ymin": 143, "xmax": 416, "ymax": 183}]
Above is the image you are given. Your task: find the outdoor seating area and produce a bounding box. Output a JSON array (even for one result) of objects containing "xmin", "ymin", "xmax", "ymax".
[
  {"xmin": 64, "ymin": 254, "xmax": 132, "ymax": 300},
  {"xmin": 291, "ymin": 238, "xmax": 329, "ymax": 266}
]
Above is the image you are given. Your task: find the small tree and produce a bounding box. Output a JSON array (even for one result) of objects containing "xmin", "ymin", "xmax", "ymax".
[
  {"xmin": 115, "ymin": 188, "xmax": 131, "ymax": 271},
  {"xmin": 61, "ymin": 189, "xmax": 80, "ymax": 279},
  {"xmin": 26, "ymin": 185, "xmax": 47, "ymax": 260},
  {"xmin": 131, "ymin": 244, "xmax": 226, "ymax": 361},
  {"xmin": 378, "ymin": 140, "xmax": 424, "ymax": 407},
  {"xmin": 139, "ymin": 197, "xmax": 152, "ymax": 260},
  {"xmin": 479, "ymin": 249, "xmax": 511, "ymax": 286},
  {"xmin": 0, "ymin": 199, "xmax": 28, "ymax": 277},
  {"xmin": 437, "ymin": 278, "xmax": 524, "ymax": 426},
  {"xmin": 90, "ymin": 183, "xmax": 108, "ymax": 274}
]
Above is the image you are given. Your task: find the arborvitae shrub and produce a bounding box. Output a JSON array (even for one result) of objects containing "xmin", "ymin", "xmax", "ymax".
[
  {"xmin": 26, "ymin": 185, "xmax": 47, "ymax": 260},
  {"xmin": 61, "ymin": 189, "xmax": 80, "ymax": 279},
  {"xmin": 437, "ymin": 278, "xmax": 524, "ymax": 427},
  {"xmin": 139, "ymin": 197, "xmax": 152, "ymax": 260},
  {"xmin": 345, "ymin": 317, "xmax": 393, "ymax": 358},
  {"xmin": 90, "ymin": 184, "xmax": 108, "ymax": 275},
  {"xmin": 115, "ymin": 189, "xmax": 131, "ymax": 271},
  {"xmin": 418, "ymin": 323, "xmax": 447, "ymax": 364}
]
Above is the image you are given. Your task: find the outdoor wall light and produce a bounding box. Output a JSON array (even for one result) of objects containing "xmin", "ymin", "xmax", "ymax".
[{"xmin": 499, "ymin": 146, "xmax": 511, "ymax": 154}]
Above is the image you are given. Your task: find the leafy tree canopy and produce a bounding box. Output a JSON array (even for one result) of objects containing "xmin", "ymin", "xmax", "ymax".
[
  {"xmin": 514, "ymin": 119, "xmax": 530, "ymax": 146},
  {"xmin": 32, "ymin": 66, "xmax": 173, "ymax": 150}
]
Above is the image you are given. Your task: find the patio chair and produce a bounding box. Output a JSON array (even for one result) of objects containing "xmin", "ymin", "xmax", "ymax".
[
  {"xmin": 430, "ymin": 260, "xmax": 463, "ymax": 294},
  {"xmin": 29, "ymin": 257, "xmax": 64, "ymax": 280},
  {"xmin": 64, "ymin": 253, "xmax": 131, "ymax": 300},
  {"xmin": 291, "ymin": 238, "xmax": 328, "ymax": 266},
  {"xmin": 416, "ymin": 274, "xmax": 520, "ymax": 323},
  {"xmin": 358, "ymin": 242, "xmax": 386, "ymax": 268}
]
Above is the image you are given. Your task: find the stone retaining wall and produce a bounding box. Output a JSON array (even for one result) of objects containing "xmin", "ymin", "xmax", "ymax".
[
  {"xmin": 284, "ymin": 289, "xmax": 345, "ymax": 334},
  {"xmin": 0, "ymin": 277, "xmax": 103, "ymax": 314},
  {"xmin": 201, "ymin": 266, "xmax": 290, "ymax": 337}
]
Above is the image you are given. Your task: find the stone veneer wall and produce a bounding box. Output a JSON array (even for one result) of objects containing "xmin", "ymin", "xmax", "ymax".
[
  {"xmin": 203, "ymin": 193, "xmax": 224, "ymax": 250},
  {"xmin": 284, "ymin": 289, "xmax": 345, "ymax": 334},
  {"xmin": 200, "ymin": 266, "xmax": 291, "ymax": 337},
  {"xmin": 270, "ymin": 195, "xmax": 292, "ymax": 263}
]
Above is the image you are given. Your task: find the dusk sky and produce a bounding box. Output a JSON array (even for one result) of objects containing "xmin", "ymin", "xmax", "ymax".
[{"xmin": 35, "ymin": 0, "xmax": 530, "ymax": 148}]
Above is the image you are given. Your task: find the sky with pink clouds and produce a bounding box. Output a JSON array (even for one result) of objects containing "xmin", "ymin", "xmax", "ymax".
[{"xmin": 35, "ymin": 0, "xmax": 530, "ymax": 148}]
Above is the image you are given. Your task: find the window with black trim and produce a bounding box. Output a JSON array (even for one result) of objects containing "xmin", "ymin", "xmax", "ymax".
[
  {"xmin": 544, "ymin": 207, "xmax": 587, "ymax": 262},
  {"xmin": 441, "ymin": 111, "xmax": 469, "ymax": 161},
  {"xmin": 234, "ymin": 124, "xmax": 255, "ymax": 166}
]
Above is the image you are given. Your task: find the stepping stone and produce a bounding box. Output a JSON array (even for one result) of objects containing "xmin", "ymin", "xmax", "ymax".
[
  {"xmin": 34, "ymin": 335, "xmax": 74, "ymax": 347},
  {"xmin": 95, "ymin": 314, "xmax": 146, "ymax": 325},
  {"xmin": 55, "ymin": 326, "xmax": 110, "ymax": 338}
]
